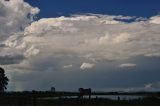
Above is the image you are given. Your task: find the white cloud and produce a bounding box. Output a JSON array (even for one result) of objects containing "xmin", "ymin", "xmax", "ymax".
[
  {"xmin": 0, "ymin": 0, "xmax": 40, "ymax": 66},
  {"xmin": 144, "ymin": 53, "xmax": 160, "ymax": 57},
  {"xmin": 63, "ymin": 64, "xmax": 72, "ymax": 69},
  {"xmin": 144, "ymin": 83, "xmax": 153, "ymax": 89},
  {"xmin": 149, "ymin": 15, "xmax": 160, "ymax": 24},
  {"xmin": 0, "ymin": 0, "xmax": 39, "ymax": 40},
  {"xmin": 144, "ymin": 82, "xmax": 160, "ymax": 91},
  {"xmin": 112, "ymin": 33, "xmax": 130, "ymax": 43},
  {"xmin": 80, "ymin": 62, "xmax": 95, "ymax": 70},
  {"xmin": 3, "ymin": 14, "xmax": 160, "ymax": 70},
  {"xmin": 119, "ymin": 63, "xmax": 136, "ymax": 68},
  {"xmin": 21, "ymin": 15, "xmax": 157, "ymax": 63},
  {"xmin": 103, "ymin": 20, "xmax": 120, "ymax": 24},
  {"xmin": 24, "ymin": 45, "xmax": 40, "ymax": 57}
]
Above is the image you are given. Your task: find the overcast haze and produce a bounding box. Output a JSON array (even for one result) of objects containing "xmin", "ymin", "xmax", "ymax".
[{"xmin": 0, "ymin": 0, "xmax": 160, "ymax": 91}]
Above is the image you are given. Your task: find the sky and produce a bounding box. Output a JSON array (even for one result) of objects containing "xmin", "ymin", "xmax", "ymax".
[
  {"xmin": 0, "ymin": 0, "xmax": 160, "ymax": 91},
  {"xmin": 25, "ymin": 0, "xmax": 160, "ymax": 18}
]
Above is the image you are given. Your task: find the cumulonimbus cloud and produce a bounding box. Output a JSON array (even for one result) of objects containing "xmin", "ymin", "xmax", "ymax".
[
  {"xmin": 1, "ymin": 0, "xmax": 160, "ymax": 91},
  {"xmin": 2, "ymin": 12, "xmax": 160, "ymax": 69},
  {"xmin": 23, "ymin": 14, "xmax": 160, "ymax": 62}
]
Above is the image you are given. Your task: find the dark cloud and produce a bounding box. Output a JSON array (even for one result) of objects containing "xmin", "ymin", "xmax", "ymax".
[
  {"xmin": 0, "ymin": 2, "xmax": 6, "ymax": 17},
  {"xmin": 0, "ymin": 54, "xmax": 25, "ymax": 65},
  {"xmin": 0, "ymin": 43, "xmax": 5, "ymax": 47}
]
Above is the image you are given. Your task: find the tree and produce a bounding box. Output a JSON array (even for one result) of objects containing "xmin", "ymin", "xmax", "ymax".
[{"xmin": 0, "ymin": 67, "xmax": 9, "ymax": 92}]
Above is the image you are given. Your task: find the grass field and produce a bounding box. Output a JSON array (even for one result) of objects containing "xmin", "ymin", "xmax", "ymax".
[{"xmin": 0, "ymin": 91, "xmax": 160, "ymax": 106}]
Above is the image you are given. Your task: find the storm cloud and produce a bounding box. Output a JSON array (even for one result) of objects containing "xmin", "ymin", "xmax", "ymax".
[
  {"xmin": 0, "ymin": 54, "xmax": 25, "ymax": 65},
  {"xmin": 0, "ymin": 0, "xmax": 160, "ymax": 91}
]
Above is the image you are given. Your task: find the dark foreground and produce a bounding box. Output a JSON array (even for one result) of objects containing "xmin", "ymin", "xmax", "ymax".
[
  {"xmin": 0, "ymin": 91, "xmax": 160, "ymax": 106},
  {"xmin": 0, "ymin": 97, "xmax": 160, "ymax": 106}
]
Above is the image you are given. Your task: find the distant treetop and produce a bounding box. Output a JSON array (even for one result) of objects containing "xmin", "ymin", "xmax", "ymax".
[{"xmin": 0, "ymin": 67, "xmax": 9, "ymax": 92}]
